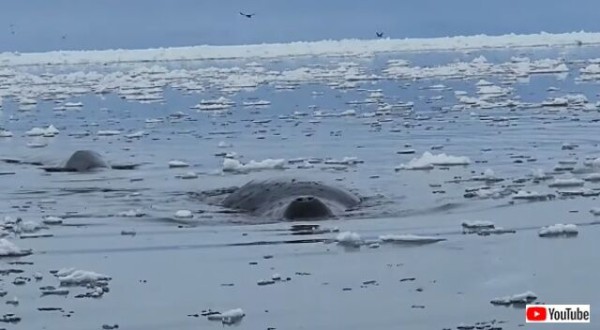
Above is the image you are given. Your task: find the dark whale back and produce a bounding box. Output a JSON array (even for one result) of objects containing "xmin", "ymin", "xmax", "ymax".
[
  {"xmin": 64, "ymin": 150, "xmax": 109, "ymax": 172},
  {"xmin": 222, "ymin": 177, "xmax": 360, "ymax": 219}
]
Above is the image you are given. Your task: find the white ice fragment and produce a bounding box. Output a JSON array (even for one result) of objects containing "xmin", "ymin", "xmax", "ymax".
[
  {"xmin": 210, "ymin": 308, "xmax": 245, "ymax": 325},
  {"xmin": 125, "ymin": 131, "xmax": 145, "ymax": 139},
  {"xmin": 16, "ymin": 220, "xmax": 45, "ymax": 233},
  {"xmin": 97, "ymin": 130, "xmax": 121, "ymax": 136},
  {"xmin": 58, "ymin": 270, "xmax": 111, "ymax": 285},
  {"xmin": 222, "ymin": 158, "xmax": 285, "ymax": 173},
  {"xmin": 512, "ymin": 190, "xmax": 550, "ymax": 201},
  {"xmin": 25, "ymin": 125, "xmax": 59, "ymax": 137},
  {"xmin": 42, "ymin": 216, "xmax": 63, "ymax": 225},
  {"xmin": 379, "ymin": 234, "xmax": 445, "ymax": 244},
  {"xmin": 491, "ymin": 291, "xmax": 537, "ymax": 305},
  {"xmin": 168, "ymin": 160, "xmax": 190, "ymax": 168},
  {"xmin": 538, "ymin": 224, "xmax": 578, "ymax": 237},
  {"xmin": 336, "ymin": 231, "xmax": 362, "ymax": 247},
  {"xmin": 584, "ymin": 173, "xmax": 600, "ymax": 182},
  {"xmin": 548, "ymin": 178, "xmax": 584, "ymax": 188},
  {"xmin": 397, "ymin": 152, "xmax": 470, "ymax": 170},
  {"xmin": 0, "ymin": 239, "xmax": 31, "ymax": 257},
  {"xmin": 324, "ymin": 157, "xmax": 363, "ymax": 165},
  {"xmin": 175, "ymin": 210, "xmax": 193, "ymax": 218},
  {"xmin": 0, "ymin": 130, "xmax": 13, "ymax": 137},
  {"xmin": 118, "ymin": 209, "xmax": 146, "ymax": 217},
  {"xmin": 179, "ymin": 172, "xmax": 198, "ymax": 179}
]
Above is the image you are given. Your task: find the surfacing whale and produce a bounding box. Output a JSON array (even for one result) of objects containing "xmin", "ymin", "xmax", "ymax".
[
  {"xmin": 219, "ymin": 177, "xmax": 361, "ymax": 221},
  {"xmin": 42, "ymin": 150, "xmax": 138, "ymax": 172}
]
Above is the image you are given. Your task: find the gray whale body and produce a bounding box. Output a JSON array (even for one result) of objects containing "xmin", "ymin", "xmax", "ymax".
[
  {"xmin": 43, "ymin": 150, "xmax": 137, "ymax": 172},
  {"xmin": 221, "ymin": 177, "xmax": 361, "ymax": 220}
]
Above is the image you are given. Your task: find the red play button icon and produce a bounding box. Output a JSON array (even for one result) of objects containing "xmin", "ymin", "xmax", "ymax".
[{"xmin": 526, "ymin": 306, "xmax": 547, "ymax": 322}]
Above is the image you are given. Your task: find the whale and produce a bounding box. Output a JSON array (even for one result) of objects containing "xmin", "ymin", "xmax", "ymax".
[
  {"xmin": 217, "ymin": 177, "xmax": 362, "ymax": 221},
  {"xmin": 42, "ymin": 150, "xmax": 138, "ymax": 172}
]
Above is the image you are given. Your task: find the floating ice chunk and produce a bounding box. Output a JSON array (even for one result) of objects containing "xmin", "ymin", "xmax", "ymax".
[
  {"xmin": 477, "ymin": 85, "xmax": 510, "ymax": 95},
  {"xmin": 193, "ymin": 103, "xmax": 232, "ymax": 111},
  {"xmin": 222, "ymin": 158, "xmax": 285, "ymax": 173},
  {"xmin": 207, "ymin": 308, "xmax": 245, "ymax": 325},
  {"xmin": 336, "ymin": 231, "xmax": 362, "ymax": 247},
  {"xmin": 471, "ymin": 169, "xmax": 502, "ymax": 182},
  {"xmin": 54, "ymin": 267, "xmax": 76, "ymax": 277},
  {"xmin": 25, "ymin": 125, "xmax": 59, "ymax": 137},
  {"xmin": 0, "ymin": 130, "xmax": 13, "ymax": 137},
  {"xmin": 97, "ymin": 130, "xmax": 121, "ymax": 136},
  {"xmin": 168, "ymin": 160, "xmax": 190, "ymax": 168},
  {"xmin": 27, "ymin": 140, "xmax": 47, "ymax": 148},
  {"xmin": 218, "ymin": 141, "xmax": 232, "ymax": 148},
  {"xmin": 118, "ymin": 209, "xmax": 146, "ymax": 217},
  {"xmin": 175, "ymin": 210, "xmax": 193, "ymax": 218},
  {"xmin": 58, "ymin": 269, "xmax": 111, "ymax": 285},
  {"xmin": 200, "ymin": 96, "xmax": 235, "ymax": 106},
  {"xmin": 42, "ymin": 216, "xmax": 63, "ymax": 225},
  {"xmin": 542, "ymin": 97, "xmax": 568, "ymax": 107},
  {"xmin": 538, "ymin": 224, "xmax": 578, "ymax": 237},
  {"xmin": 397, "ymin": 152, "xmax": 470, "ymax": 170},
  {"xmin": 581, "ymin": 64, "xmax": 600, "ymax": 75},
  {"xmin": 243, "ymin": 100, "xmax": 271, "ymax": 107},
  {"xmin": 532, "ymin": 169, "xmax": 552, "ymax": 180},
  {"xmin": 512, "ymin": 190, "xmax": 554, "ymax": 201},
  {"xmin": 324, "ymin": 157, "xmax": 363, "ymax": 165},
  {"xmin": 476, "ymin": 79, "xmax": 494, "ymax": 86},
  {"xmin": 15, "ymin": 220, "xmax": 45, "ymax": 233},
  {"xmin": 590, "ymin": 208, "xmax": 600, "ymax": 216},
  {"xmin": 396, "ymin": 159, "xmax": 434, "ymax": 170},
  {"xmin": 548, "ymin": 178, "xmax": 584, "ymax": 188},
  {"xmin": 339, "ymin": 109, "xmax": 356, "ymax": 116},
  {"xmin": 0, "ymin": 239, "xmax": 31, "ymax": 257},
  {"xmin": 145, "ymin": 118, "xmax": 164, "ymax": 124},
  {"xmin": 565, "ymin": 94, "xmax": 588, "ymax": 104},
  {"xmin": 379, "ymin": 234, "xmax": 446, "ymax": 244},
  {"xmin": 125, "ymin": 131, "xmax": 145, "ymax": 139},
  {"xmin": 461, "ymin": 221, "xmax": 495, "ymax": 229},
  {"xmin": 179, "ymin": 172, "xmax": 198, "ymax": 179},
  {"xmin": 491, "ymin": 291, "xmax": 537, "ymax": 305}
]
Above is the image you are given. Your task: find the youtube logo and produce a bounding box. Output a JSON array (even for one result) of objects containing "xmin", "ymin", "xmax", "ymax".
[
  {"xmin": 526, "ymin": 306, "xmax": 547, "ymax": 322},
  {"xmin": 526, "ymin": 305, "xmax": 590, "ymax": 323}
]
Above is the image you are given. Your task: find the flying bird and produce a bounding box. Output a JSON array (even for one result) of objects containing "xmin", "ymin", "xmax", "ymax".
[
  {"xmin": 376, "ymin": 32, "xmax": 384, "ymax": 38},
  {"xmin": 240, "ymin": 12, "xmax": 255, "ymax": 18}
]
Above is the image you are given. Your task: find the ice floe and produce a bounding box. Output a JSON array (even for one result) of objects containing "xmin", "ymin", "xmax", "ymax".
[
  {"xmin": 0, "ymin": 239, "xmax": 31, "ymax": 257},
  {"xmin": 57, "ymin": 269, "xmax": 111, "ymax": 286},
  {"xmin": 168, "ymin": 160, "xmax": 190, "ymax": 168},
  {"xmin": 206, "ymin": 308, "xmax": 245, "ymax": 325},
  {"xmin": 174, "ymin": 210, "xmax": 193, "ymax": 219},
  {"xmin": 538, "ymin": 224, "xmax": 578, "ymax": 237},
  {"xmin": 491, "ymin": 291, "xmax": 537, "ymax": 306},
  {"xmin": 378, "ymin": 234, "xmax": 446, "ymax": 244},
  {"xmin": 222, "ymin": 158, "xmax": 286, "ymax": 173},
  {"xmin": 336, "ymin": 231, "xmax": 362, "ymax": 247},
  {"xmin": 396, "ymin": 152, "xmax": 470, "ymax": 170},
  {"xmin": 0, "ymin": 32, "xmax": 598, "ymax": 67},
  {"xmin": 25, "ymin": 125, "xmax": 59, "ymax": 137}
]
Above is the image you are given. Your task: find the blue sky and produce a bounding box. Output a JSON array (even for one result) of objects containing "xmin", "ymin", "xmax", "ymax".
[{"xmin": 1, "ymin": 0, "xmax": 599, "ymax": 52}]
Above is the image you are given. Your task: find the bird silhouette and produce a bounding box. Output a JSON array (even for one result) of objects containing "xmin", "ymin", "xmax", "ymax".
[
  {"xmin": 240, "ymin": 12, "xmax": 255, "ymax": 18},
  {"xmin": 376, "ymin": 32, "xmax": 384, "ymax": 38}
]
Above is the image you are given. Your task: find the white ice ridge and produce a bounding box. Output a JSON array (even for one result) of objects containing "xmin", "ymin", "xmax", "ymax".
[{"xmin": 2, "ymin": 31, "xmax": 600, "ymax": 67}]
